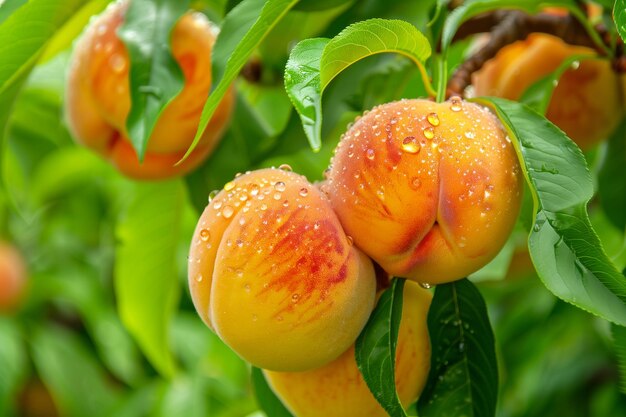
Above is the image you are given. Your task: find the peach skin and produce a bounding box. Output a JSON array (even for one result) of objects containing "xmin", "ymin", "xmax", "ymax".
[
  {"xmin": 0, "ymin": 242, "xmax": 27, "ymax": 313},
  {"xmin": 326, "ymin": 98, "xmax": 522, "ymax": 285},
  {"xmin": 188, "ymin": 168, "xmax": 377, "ymax": 371},
  {"xmin": 264, "ymin": 281, "xmax": 432, "ymax": 417},
  {"xmin": 65, "ymin": 0, "xmax": 234, "ymax": 180},
  {"xmin": 473, "ymin": 33, "xmax": 622, "ymax": 150}
]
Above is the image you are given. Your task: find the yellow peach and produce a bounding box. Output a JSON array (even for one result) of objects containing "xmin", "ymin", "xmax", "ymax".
[
  {"xmin": 327, "ymin": 98, "xmax": 522, "ymax": 285},
  {"xmin": 65, "ymin": 0, "xmax": 234, "ymax": 180},
  {"xmin": 0, "ymin": 242, "xmax": 27, "ymax": 313},
  {"xmin": 188, "ymin": 168, "xmax": 377, "ymax": 371},
  {"xmin": 473, "ymin": 33, "xmax": 622, "ymax": 150},
  {"xmin": 264, "ymin": 281, "xmax": 432, "ymax": 417}
]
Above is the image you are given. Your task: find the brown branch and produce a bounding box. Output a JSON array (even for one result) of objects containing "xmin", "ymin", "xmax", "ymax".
[{"xmin": 447, "ymin": 10, "xmax": 623, "ymax": 98}]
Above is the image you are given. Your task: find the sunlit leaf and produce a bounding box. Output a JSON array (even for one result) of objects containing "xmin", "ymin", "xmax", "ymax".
[
  {"xmin": 355, "ymin": 278, "xmax": 407, "ymax": 417},
  {"xmin": 115, "ymin": 180, "xmax": 185, "ymax": 376},
  {"xmin": 118, "ymin": 0, "xmax": 189, "ymax": 160},
  {"xmin": 476, "ymin": 97, "xmax": 626, "ymax": 326},
  {"xmin": 185, "ymin": 0, "xmax": 300, "ymax": 160},
  {"xmin": 615, "ymin": 0, "xmax": 626, "ymax": 44},
  {"xmin": 418, "ymin": 278, "xmax": 498, "ymax": 417},
  {"xmin": 0, "ymin": 0, "xmax": 84, "ymax": 138}
]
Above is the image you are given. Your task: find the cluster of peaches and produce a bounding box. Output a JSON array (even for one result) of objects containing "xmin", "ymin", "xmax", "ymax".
[{"xmin": 57, "ymin": 2, "xmax": 624, "ymax": 416}]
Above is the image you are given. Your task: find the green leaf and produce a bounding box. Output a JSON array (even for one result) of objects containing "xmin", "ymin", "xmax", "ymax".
[
  {"xmin": 115, "ymin": 180, "xmax": 186, "ymax": 376},
  {"xmin": 355, "ymin": 278, "xmax": 407, "ymax": 417},
  {"xmin": 599, "ymin": 117, "xmax": 626, "ymax": 232},
  {"xmin": 615, "ymin": 0, "xmax": 626, "ymax": 44},
  {"xmin": 320, "ymin": 19, "xmax": 431, "ymax": 89},
  {"xmin": 613, "ymin": 322, "xmax": 626, "ymax": 394},
  {"xmin": 475, "ymin": 97, "xmax": 626, "ymax": 326},
  {"xmin": 519, "ymin": 54, "xmax": 593, "ymax": 115},
  {"xmin": 0, "ymin": 0, "xmax": 27, "ymax": 25},
  {"xmin": 252, "ymin": 367, "xmax": 294, "ymax": 417},
  {"xmin": 284, "ymin": 38, "xmax": 328, "ymax": 151},
  {"xmin": 417, "ymin": 279, "xmax": 498, "ymax": 417},
  {"xmin": 0, "ymin": 0, "xmax": 84, "ymax": 139},
  {"xmin": 118, "ymin": 0, "xmax": 189, "ymax": 161},
  {"xmin": 185, "ymin": 0, "xmax": 300, "ymax": 160},
  {"xmin": 30, "ymin": 325, "xmax": 120, "ymax": 417},
  {"xmin": 286, "ymin": 18, "xmax": 431, "ymax": 151},
  {"xmin": 294, "ymin": 0, "xmax": 353, "ymax": 11}
]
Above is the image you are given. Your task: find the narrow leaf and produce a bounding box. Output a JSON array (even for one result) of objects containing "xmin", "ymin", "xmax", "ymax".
[
  {"xmin": 0, "ymin": 0, "xmax": 84, "ymax": 138},
  {"xmin": 417, "ymin": 279, "xmax": 498, "ymax": 417},
  {"xmin": 118, "ymin": 0, "xmax": 189, "ymax": 160},
  {"xmin": 185, "ymin": 0, "xmax": 300, "ymax": 161},
  {"xmin": 599, "ymin": 117, "xmax": 626, "ymax": 231},
  {"xmin": 476, "ymin": 97, "xmax": 626, "ymax": 326},
  {"xmin": 115, "ymin": 180, "xmax": 185, "ymax": 376},
  {"xmin": 613, "ymin": 323, "xmax": 626, "ymax": 394},
  {"xmin": 284, "ymin": 38, "xmax": 328, "ymax": 151},
  {"xmin": 615, "ymin": 0, "xmax": 626, "ymax": 44},
  {"xmin": 251, "ymin": 367, "xmax": 294, "ymax": 417},
  {"xmin": 355, "ymin": 278, "xmax": 407, "ymax": 417}
]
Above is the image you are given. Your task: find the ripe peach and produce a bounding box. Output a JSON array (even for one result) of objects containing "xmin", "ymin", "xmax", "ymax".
[
  {"xmin": 188, "ymin": 168, "xmax": 377, "ymax": 371},
  {"xmin": 326, "ymin": 98, "xmax": 522, "ymax": 285},
  {"xmin": 264, "ymin": 281, "xmax": 432, "ymax": 417},
  {"xmin": 473, "ymin": 33, "xmax": 622, "ymax": 149},
  {"xmin": 65, "ymin": 0, "xmax": 234, "ymax": 180},
  {"xmin": 0, "ymin": 242, "xmax": 27, "ymax": 312}
]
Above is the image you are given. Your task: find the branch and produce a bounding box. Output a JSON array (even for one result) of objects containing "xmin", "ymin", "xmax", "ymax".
[{"xmin": 447, "ymin": 10, "xmax": 623, "ymax": 98}]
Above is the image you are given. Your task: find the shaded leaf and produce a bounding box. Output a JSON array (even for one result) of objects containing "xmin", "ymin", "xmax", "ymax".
[
  {"xmin": 118, "ymin": 0, "xmax": 189, "ymax": 160},
  {"xmin": 476, "ymin": 97, "xmax": 626, "ymax": 326},
  {"xmin": 355, "ymin": 278, "xmax": 407, "ymax": 417},
  {"xmin": 417, "ymin": 279, "xmax": 498, "ymax": 417},
  {"xmin": 251, "ymin": 367, "xmax": 294, "ymax": 417},
  {"xmin": 598, "ymin": 117, "xmax": 626, "ymax": 231},
  {"xmin": 115, "ymin": 180, "xmax": 185, "ymax": 376}
]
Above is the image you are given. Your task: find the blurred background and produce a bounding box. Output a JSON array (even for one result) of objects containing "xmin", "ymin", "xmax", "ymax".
[{"xmin": 1, "ymin": 0, "xmax": 625, "ymax": 416}]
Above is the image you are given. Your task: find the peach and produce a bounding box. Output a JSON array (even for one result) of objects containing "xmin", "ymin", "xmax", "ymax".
[
  {"xmin": 264, "ymin": 281, "xmax": 432, "ymax": 417},
  {"xmin": 326, "ymin": 98, "xmax": 522, "ymax": 285},
  {"xmin": 65, "ymin": 0, "xmax": 234, "ymax": 180},
  {"xmin": 473, "ymin": 33, "xmax": 622, "ymax": 149},
  {"xmin": 188, "ymin": 168, "xmax": 377, "ymax": 371},
  {"xmin": 0, "ymin": 242, "xmax": 27, "ymax": 312}
]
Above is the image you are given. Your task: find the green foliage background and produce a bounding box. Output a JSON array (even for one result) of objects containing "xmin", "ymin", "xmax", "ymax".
[{"xmin": 1, "ymin": 0, "xmax": 626, "ymax": 416}]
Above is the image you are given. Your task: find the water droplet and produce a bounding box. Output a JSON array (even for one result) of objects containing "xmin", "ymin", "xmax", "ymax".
[
  {"xmin": 224, "ymin": 181, "xmax": 235, "ymax": 191},
  {"xmin": 401, "ymin": 136, "xmax": 420, "ymax": 154},
  {"xmin": 244, "ymin": 283, "xmax": 251, "ymax": 292},
  {"xmin": 213, "ymin": 200, "xmax": 223, "ymax": 210},
  {"xmin": 423, "ymin": 127, "xmax": 434, "ymax": 139},
  {"xmin": 299, "ymin": 188, "xmax": 309, "ymax": 197},
  {"xmin": 274, "ymin": 181, "xmax": 286, "ymax": 192},
  {"xmin": 109, "ymin": 54, "xmax": 126, "ymax": 73},
  {"xmin": 282, "ymin": 200, "xmax": 289, "ymax": 207},
  {"xmin": 410, "ymin": 177, "xmax": 422, "ymax": 189},
  {"xmin": 260, "ymin": 203, "xmax": 268, "ymax": 211},
  {"xmin": 250, "ymin": 184, "xmax": 260, "ymax": 196},
  {"xmin": 464, "ymin": 131, "xmax": 476, "ymax": 139},
  {"xmin": 346, "ymin": 236, "xmax": 353, "ymax": 246},
  {"xmin": 276, "ymin": 315, "xmax": 284, "ymax": 322},
  {"xmin": 278, "ymin": 164, "xmax": 292, "ymax": 171},
  {"xmin": 427, "ymin": 112, "xmax": 440, "ymax": 126},
  {"xmin": 223, "ymin": 205, "xmax": 234, "ymax": 218},
  {"xmin": 366, "ymin": 149, "xmax": 375, "ymax": 160},
  {"xmin": 273, "ymin": 192, "xmax": 282, "ymax": 200},
  {"xmin": 420, "ymin": 282, "xmax": 432, "ymax": 289},
  {"xmin": 354, "ymin": 129, "xmax": 361, "ymax": 137},
  {"xmin": 313, "ymin": 221, "xmax": 320, "ymax": 230},
  {"xmin": 571, "ymin": 60, "xmax": 580, "ymax": 70},
  {"xmin": 200, "ymin": 229, "xmax": 210, "ymax": 241},
  {"xmin": 196, "ymin": 274, "xmax": 203, "ymax": 282},
  {"xmin": 239, "ymin": 217, "xmax": 246, "ymax": 226},
  {"xmin": 450, "ymin": 97, "xmax": 462, "ymax": 112},
  {"xmin": 323, "ymin": 168, "xmax": 331, "ymax": 179},
  {"xmin": 208, "ymin": 190, "xmax": 218, "ymax": 202},
  {"xmin": 291, "ymin": 293, "xmax": 300, "ymax": 302}
]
